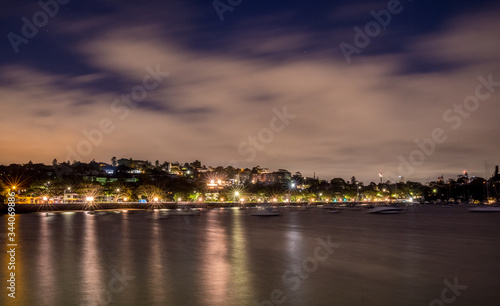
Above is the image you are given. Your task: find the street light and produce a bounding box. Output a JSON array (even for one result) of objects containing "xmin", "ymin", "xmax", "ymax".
[
  {"xmin": 289, "ymin": 183, "xmax": 296, "ymax": 202},
  {"xmin": 64, "ymin": 187, "xmax": 71, "ymax": 203}
]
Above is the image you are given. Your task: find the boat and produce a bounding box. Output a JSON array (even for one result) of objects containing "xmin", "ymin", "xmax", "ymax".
[
  {"xmin": 193, "ymin": 207, "xmax": 208, "ymax": 213},
  {"xmin": 367, "ymin": 206, "xmax": 404, "ymax": 214},
  {"xmin": 177, "ymin": 210, "xmax": 200, "ymax": 216},
  {"xmin": 336, "ymin": 205, "xmax": 362, "ymax": 211},
  {"xmin": 175, "ymin": 208, "xmax": 201, "ymax": 216},
  {"xmin": 251, "ymin": 207, "xmax": 281, "ymax": 216},
  {"xmin": 324, "ymin": 208, "xmax": 341, "ymax": 214},
  {"xmin": 468, "ymin": 206, "xmax": 500, "ymax": 213},
  {"xmin": 45, "ymin": 212, "xmax": 58, "ymax": 216},
  {"xmin": 85, "ymin": 210, "xmax": 108, "ymax": 216},
  {"xmin": 216, "ymin": 207, "xmax": 230, "ymax": 213}
]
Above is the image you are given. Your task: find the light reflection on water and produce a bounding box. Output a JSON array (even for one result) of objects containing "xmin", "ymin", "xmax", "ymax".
[
  {"xmin": 201, "ymin": 211, "xmax": 230, "ymax": 305},
  {"xmin": 148, "ymin": 220, "xmax": 167, "ymax": 304},
  {"xmin": 229, "ymin": 210, "xmax": 253, "ymax": 304},
  {"xmin": 1, "ymin": 207, "xmax": 500, "ymax": 306},
  {"xmin": 80, "ymin": 214, "xmax": 104, "ymax": 305}
]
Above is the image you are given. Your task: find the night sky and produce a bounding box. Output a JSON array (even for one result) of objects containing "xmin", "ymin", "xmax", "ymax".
[{"xmin": 1, "ymin": 0, "xmax": 499, "ymax": 183}]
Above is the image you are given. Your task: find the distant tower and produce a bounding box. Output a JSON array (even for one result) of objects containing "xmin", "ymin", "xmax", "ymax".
[{"xmin": 379, "ymin": 169, "xmax": 383, "ymax": 184}]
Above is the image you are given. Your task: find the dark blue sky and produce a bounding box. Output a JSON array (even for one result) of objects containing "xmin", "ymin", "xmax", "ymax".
[
  {"xmin": 1, "ymin": 0, "xmax": 500, "ymax": 182},
  {"xmin": 1, "ymin": 1, "xmax": 491, "ymax": 71}
]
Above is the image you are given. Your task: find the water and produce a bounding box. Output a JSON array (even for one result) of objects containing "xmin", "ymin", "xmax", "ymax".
[{"xmin": 1, "ymin": 206, "xmax": 500, "ymax": 306}]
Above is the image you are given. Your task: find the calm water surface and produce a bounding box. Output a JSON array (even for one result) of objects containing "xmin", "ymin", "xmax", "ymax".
[{"xmin": 1, "ymin": 206, "xmax": 500, "ymax": 306}]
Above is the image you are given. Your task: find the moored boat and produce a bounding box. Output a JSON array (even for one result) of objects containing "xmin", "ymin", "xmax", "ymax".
[
  {"xmin": 324, "ymin": 208, "xmax": 341, "ymax": 214},
  {"xmin": 367, "ymin": 206, "xmax": 404, "ymax": 214},
  {"xmin": 468, "ymin": 206, "xmax": 500, "ymax": 212},
  {"xmin": 175, "ymin": 208, "xmax": 201, "ymax": 216},
  {"xmin": 251, "ymin": 207, "xmax": 281, "ymax": 216}
]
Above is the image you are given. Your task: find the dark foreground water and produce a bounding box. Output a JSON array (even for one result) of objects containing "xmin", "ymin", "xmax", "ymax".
[{"xmin": 1, "ymin": 206, "xmax": 500, "ymax": 306}]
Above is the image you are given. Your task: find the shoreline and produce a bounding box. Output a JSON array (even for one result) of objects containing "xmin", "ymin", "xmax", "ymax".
[
  {"xmin": 0, "ymin": 202, "xmax": 323, "ymax": 214},
  {"xmin": 0, "ymin": 202, "xmax": 483, "ymax": 214}
]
